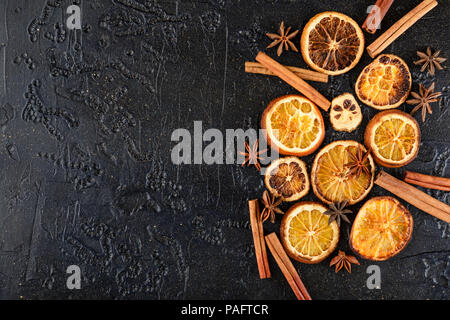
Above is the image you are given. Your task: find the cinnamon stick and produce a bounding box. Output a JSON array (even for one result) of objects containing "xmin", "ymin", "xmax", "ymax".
[
  {"xmin": 248, "ymin": 199, "xmax": 271, "ymax": 279},
  {"xmin": 245, "ymin": 61, "xmax": 328, "ymax": 83},
  {"xmin": 362, "ymin": 0, "xmax": 395, "ymax": 34},
  {"xmin": 367, "ymin": 0, "xmax": 438, "ymax": 58},
  {"xmin": 265, "ymin": 232, "xmax": 311, "ymax": 300},
  {"xmin": 375, "ymin": 171, "xmax": 450, "ymax": 223},
  {"xmin": 255, "ymin": 52, "xmax": 331, "ymax": 111},
  {"xmin": 404, "ymin": 170, "xmax": 450, "ymax": 191}
]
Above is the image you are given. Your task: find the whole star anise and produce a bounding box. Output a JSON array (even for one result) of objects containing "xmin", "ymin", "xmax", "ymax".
[
  {"xmin": 261, "ymin": 190, "xmax": 284, "ymax": 223},
  {"xmin": 414, "ymin": 47, "xmax": 446, "ymax": 75},
  {"xmin": 323, "ymin": 201, "xmax": 352, "ymax": 227},
  {"xmin": 266, "ymin": 21, "xmax": 299, "ymax": 56},
  {"xmin": 407, "ymin": 82, "xmax": 442, "ymax": 122},
  {"xmin": 239, "ymin": 139, "xmax": 267, "ymax": 171},
  {"xmin": 329, "ymin": 250, "xmax": 360, "ymax": 273},
  {"xmin": 345, "ymin": 146, "xmax": 371, "ymax": 180}
]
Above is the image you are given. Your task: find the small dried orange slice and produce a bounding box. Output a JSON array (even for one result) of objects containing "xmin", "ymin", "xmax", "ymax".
[
  {"xmin": 355, "ymin": 54, "xmax": 411, "ymax": 110},
  {"xmin": 350, "ymin": 196, "xmax": 413, "ymax": 261},
  {"xmin": 300, "ymin": 12, "xmax": 364, "ymax": 75},
  {"xmin": 311, "ymin": 140, "xmax": 375, "ymax": 205},
  {"xmin": 281, "ymin": 202, "xmax": 339, "ymax": 264},
  {"xmin": 364, "ymin": 110, "xmax": 420, "ymax": 168},
  {"xmin": 330, "ymin": 93, "xmax": 362, "ymax": 132},
  {"xmin": 264, "ymin": 157, "xmax": 309, "ymax": 202},
  {"xmin": 261, "ymin": 95, "xmax": 325, "ymax": 156}
]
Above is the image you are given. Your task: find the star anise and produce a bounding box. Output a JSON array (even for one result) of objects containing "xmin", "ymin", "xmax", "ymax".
[
  {"xmin": 414, "ymin": 47, "xmax": 446, "ymax": 75},
  {"xmin": 329, "ymin": 250, "xmax": 360, "ymax": 273},
  {"xmin": 345, "ymin": 146, "xmax": 371, "ymax": 180},
  {"xmin": 260, "ymin": 190, "xmax": 284, "ymax": 223},
  {"xmin": 407, "ymin": 82, "xmax": 442, "ymax": 123},
  {"xmin": 239, "ymin": 139, "xmax": 267, "ymax": 171},
  {"xmin": 266, "ymin": 21, "xmax": 299, "ymax": 56},
  {"xmin": 323, "ymin": 201, "xmax": 352, "ymax": 227}
]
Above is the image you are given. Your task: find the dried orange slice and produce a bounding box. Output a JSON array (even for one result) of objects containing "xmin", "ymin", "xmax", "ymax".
[
  {"xmin": 264, "ymin": 157, "xmax": 309, "ymax": 202},
  {"xmin": 330, "ymin": 93, "xmax": 362, "ymax": 132},
  {"xmin": 311, "ymin": 140, "xmax": 375, "ymax": 205},
  {"xmin": 364, "ymin": 110, "xmax": 420, "ymax": 168},
  {"xmin": 261, "ymin": 95, "xmax": 325, "ymax": 156},
  {"xmin": 300, "ymin": 12, "xmax": 364, "ymax": 75},
  {"xmin": 280, "ymin": 202, "xmax": 339, "ymax": 264},
  {"xmin": 355, "ymin": 54, "xmax": 411, "ymax": 110},
  {"xmin": 350, "ymin": 196, "xmax": 413, "ymax": 261}
]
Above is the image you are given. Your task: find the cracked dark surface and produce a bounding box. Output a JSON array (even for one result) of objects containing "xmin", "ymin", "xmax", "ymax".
[{"xmin": 0, "ymin": 0, "xmax": 448, "ymax": 299}]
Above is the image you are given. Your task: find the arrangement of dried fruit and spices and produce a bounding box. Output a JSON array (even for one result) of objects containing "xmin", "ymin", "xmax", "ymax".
[{"xmin": 245, "ymin": 0, "xmax": 449, "ymax": 300}]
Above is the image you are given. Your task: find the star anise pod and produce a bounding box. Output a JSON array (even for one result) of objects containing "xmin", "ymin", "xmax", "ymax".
[
  {"xmin": 323, "ymin": 201, "xmax": 352, "ymax": 227},
  {"xmin": 329, "ymin": 250, "xmax": 360, "ymax": 273},
  {"xmin": 266, "ymin": 21, "xmax": 299, "ymax": 56},
  {"xmin": 260, "ymin": 190, "xmax": 284, "ymax": 223},
  {"xmin": 407, "ymin": 82, "xmax": 442, "ymax": 122},
  {"xmin": 345, "ymin": 146, "xmax": 371, "ymax": 180},
  {"xmin": 239, "ymin": 139, "xmax": 267, "ymax": 171},
  {"xmin": 414, "ymin": 47, "xmax": 446, "ymax": 75}
]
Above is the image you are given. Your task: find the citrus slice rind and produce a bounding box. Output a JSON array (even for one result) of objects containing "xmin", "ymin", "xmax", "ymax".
[
  {"xmin": 280, "ymin": 202, "xmax": 339, "ymax": 264},
  {"xmin": 364, "ymin": 110, "xmax": 420, "ymax": 168},
  {"xmin": 350, "ymin": 196, "xmax": 413, "ymax": 261},
  {"xmin": 355, "ymin": 54, "xmax": 411, "ymax": 110},
  {"xmin": 300, "ymin": 11, "xmax": 365, "ymax": 75},
  {"xmin": 311, "ymin": 140, "xmax": 375, "ymax": 205},
  {"xmin": 264, "ymin": 157, "xmax": 310, "ymax": 202},
  {"xmin": 261, "ymin": 95, "xmax": 325, "ymax": 156}
]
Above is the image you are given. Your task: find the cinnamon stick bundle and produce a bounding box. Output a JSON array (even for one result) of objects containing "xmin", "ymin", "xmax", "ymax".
[
  {"xmin": 362, "ymin": 0, "xmax": 395, "ymax": 34},
  {"xmin": 255, "ymin": 52, "xmax": 331, "ymax": 111},
  {"xmin": 375, "ymin": 171, "xmax": 450, "ymax": 223},
  {"xmin": 367, "ymin": 0, "xmax": 438, "ymax": 58},
  {"xmin": 265, "ymin": 232, "xmax": 311, "ymax": 300},
  {"xmin": 404, "ymin": 170, "xmax": 450, "ymax": 191},
  {"xmin": 248, "ymin": 199, "xmax": 271, "ymax": 279},
  {"xmin": 245, "ymin": 62, "xmax": 328, "ymax": 83}
]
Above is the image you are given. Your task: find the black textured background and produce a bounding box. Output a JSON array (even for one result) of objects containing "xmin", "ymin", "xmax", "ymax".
[{"xmin": 0, "ymin": 0, "xmax": 448, "ymax": 300}]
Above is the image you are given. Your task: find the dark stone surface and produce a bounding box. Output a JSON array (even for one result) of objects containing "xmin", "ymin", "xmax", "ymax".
[{"xmin": 0, "ymin": 0, "xmax": 448, "ymax": 300}]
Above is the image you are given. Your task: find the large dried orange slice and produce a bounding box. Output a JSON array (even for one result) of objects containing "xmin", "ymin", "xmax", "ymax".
[
  {"xmin": 364, "ymin": 110, "xmax": 420, "ymax": 168},
  {"xmin": 281, "ymin": 202, "xmax": 339, "ymax": 264},
  {"xmin": 261, "ymin": 95, "xmax": 325, "ymax": 156},
  {"xmin": 264, "ymin": 157, "xmax": 309, "ymax": 202},
  {"xmin": 355, "ymin": 54, "xmax": 412, "ymax": 110},
  {"xmin": 350, "ymin": 196, "xmax": 413, "ymax": 261},
  {"xmin": 300, "ymin": 12, "xmax": 364, "ymax": 75},
  {"xmin": 311, "ymin": 140, "xmax": 375, "ymax": 205}
]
